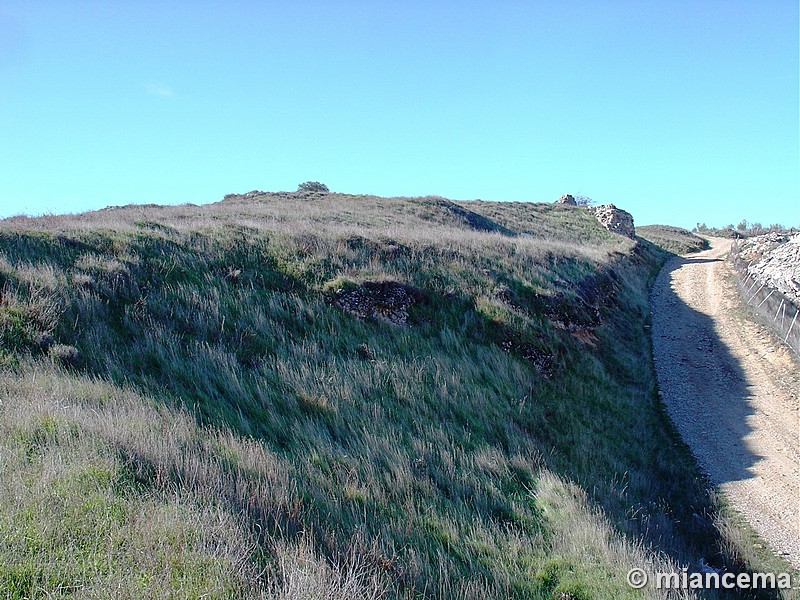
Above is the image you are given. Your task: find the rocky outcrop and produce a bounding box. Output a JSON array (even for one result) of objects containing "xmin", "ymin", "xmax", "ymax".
[
  {"xmin": 736, "ymin": 233, "xmax": 800, "ymax": 305},
  {"xmin": 586, "ymin": 204, "xmax": 636, "ymax": 239},
  {"xmin": 555, "ymin": 194, "xmax": 577, "ymax": 206},
  {"xmin": 331, "ymin": 281, "xmax": 427, "ymax": 325}
]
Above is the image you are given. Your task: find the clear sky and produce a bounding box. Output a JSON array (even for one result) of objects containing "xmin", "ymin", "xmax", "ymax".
[{"xmin": 1, "ymin": 1, "xmax": 798, "ymax": 229}]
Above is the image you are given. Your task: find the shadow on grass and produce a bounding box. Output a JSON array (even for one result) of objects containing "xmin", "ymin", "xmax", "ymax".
[{"xmin": 1, "ymin": 227, "xmax": 787, "ymax": 598}]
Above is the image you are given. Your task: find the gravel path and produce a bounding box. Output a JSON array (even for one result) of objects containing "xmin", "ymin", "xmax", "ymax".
[{"xmin": 651, "ymin": 237, "xmax": 800, "ymax": 569}]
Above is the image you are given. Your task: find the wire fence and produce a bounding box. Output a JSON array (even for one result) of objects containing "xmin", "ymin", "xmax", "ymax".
[{"xmin": 729, "ymin": 240, "xmax": 800, "ymax": 356}]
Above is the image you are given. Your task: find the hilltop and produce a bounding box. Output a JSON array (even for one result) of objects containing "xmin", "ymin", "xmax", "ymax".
[{"xmin": 0, "ymin": 192, "xmax": 777, "ymax": 599}]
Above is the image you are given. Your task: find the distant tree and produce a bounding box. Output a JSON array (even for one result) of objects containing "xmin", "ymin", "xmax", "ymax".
[
  {"xmin": 297, "ymin": 181, "xmax": 330, "ymax": 193},
  {"xmin": 736, "ymin": 219, "xmax": 748, "ymax": 232},
  {"xmin": 695, "ymin": 222, "xmax": 709, "ymax": 233},
  {"xmin": 574, "ymin": 195, "xmax": 595, "ymax": 207}
]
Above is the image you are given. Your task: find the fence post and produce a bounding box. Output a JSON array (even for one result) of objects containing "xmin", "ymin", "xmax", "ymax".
[
  {"xmin": 746, "ymin": 275, "xmax": 759, "ymax": 295},
  {"xmin": 757, "ymin": 289, "xmax": 775, "ymax": 308},
  {"xmin": 785, "ymin": 309, "xmax": 798, "ymax": 346},
  {"xmin": 749, "ymin": 284, "xmax": 765, "ymax": 304},
  {"xmin": 774, "ymin": 298, "xmax": 784, "ymax": 323}
]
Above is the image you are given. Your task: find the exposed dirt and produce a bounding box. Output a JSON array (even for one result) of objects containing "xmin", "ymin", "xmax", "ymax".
[
  {"xmin": 331, "ymin": 280, "xmax": 427, "ymax": 325},
  {"xmin": 651, "ymin": 238, "xmax": 800, "ymax": 569}
]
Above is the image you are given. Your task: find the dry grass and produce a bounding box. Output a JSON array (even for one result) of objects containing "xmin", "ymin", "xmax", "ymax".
[
  {"xmin": 0, "ymin": 363, "xmax": 395, "ymax": 598},
  {"xmin": 637, "ymin": 225, "xmax": 710, "ymax": 255},
  {"xmin": 0, "ymin": 193, "xmax": 784, "ymax": 599}
]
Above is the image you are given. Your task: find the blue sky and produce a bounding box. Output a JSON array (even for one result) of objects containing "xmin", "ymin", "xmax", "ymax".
[{"xmin": 1, "ymin": 1, "xmax": 798, "ymax": 228}]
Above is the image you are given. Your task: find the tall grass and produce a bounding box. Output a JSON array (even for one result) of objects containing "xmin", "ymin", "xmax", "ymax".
[{"xmin": 0, "ymin": 194, "xmax": 789, "ymax": 598}]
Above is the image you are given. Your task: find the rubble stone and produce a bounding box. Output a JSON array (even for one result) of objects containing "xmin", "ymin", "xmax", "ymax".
[
  {"xmin": 737, "ymin": 233, "xmax": 800, "ymax": 305},
  {"xmin": 586, "ymin": 204, "xmax": 636, "ymax": 239},
  {"xmin": 555, "ymin": 194, "xmax": 577, "ymax": 206},
  {"xmin": 332, "ymin": 281, "xmax": 427, "ymax": 325}
]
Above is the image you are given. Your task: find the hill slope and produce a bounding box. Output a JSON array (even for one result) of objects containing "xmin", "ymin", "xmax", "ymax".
[
  {"xmin": 0, "ymin": 193, "xmax": 781, "ymax": 599},
  {"xmin": 637, "ymin": 225, "xmax": 710, "ymax": 255}
]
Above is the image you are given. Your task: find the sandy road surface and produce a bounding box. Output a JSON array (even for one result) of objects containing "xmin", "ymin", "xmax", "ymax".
[{"xmin": 651, "ymin": 237, "xmax": 800, "ymax": 569}]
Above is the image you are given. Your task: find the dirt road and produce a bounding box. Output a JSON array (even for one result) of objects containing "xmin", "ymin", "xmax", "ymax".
[{"xmin": 651, "ymin": 237, "xmax": 800, "ymax": 569}]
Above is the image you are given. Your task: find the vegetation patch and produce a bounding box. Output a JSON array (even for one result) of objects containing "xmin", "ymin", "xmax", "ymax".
[
  {"xmin": 328, "ymin": 279, "xmax": 429, "ymax": 325},
  {"xmin": 0, "ymin": 193, "xmax": 788, "ymax": 598},
  {"xmin": 637, "ymin": 225, "xmax": 710, "ymax": 255}
]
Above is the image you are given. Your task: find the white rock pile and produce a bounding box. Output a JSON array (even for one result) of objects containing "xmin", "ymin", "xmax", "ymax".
[
  {"xmin": 586, "ymin": 204, "xmax": 636, "ymax": 239},
  {"xmin": 736, "ymin": 233, "xmax": 800, "ymax": 305}
]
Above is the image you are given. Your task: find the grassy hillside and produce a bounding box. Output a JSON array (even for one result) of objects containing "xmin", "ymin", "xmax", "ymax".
[
  {"xmin": 637, "ymin": 225, "xmax": 710, "ymax": 255},
  {"xmin": 0, "ymin": 192, "xmax": 783, "ymax": 599}
]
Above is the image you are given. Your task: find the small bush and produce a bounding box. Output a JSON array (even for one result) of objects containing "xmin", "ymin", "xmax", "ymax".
[
  {"xmin": 297, "ymin": 181, "xmax": 330, "ymax": 193},
  {"xmin": 0, "ymin": 291, "xmax": 61, "ymax": 354}
]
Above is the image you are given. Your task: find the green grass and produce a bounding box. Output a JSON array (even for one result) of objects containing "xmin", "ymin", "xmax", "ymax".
[
  {"xmin": 637, "ymin": 224, "xmax": 710, "ymax": 255},
  {"xmin": 0, "ymin": 380, "xmax": 262, "ymax": 598},
  {"xmin": 0, "ymin": 193, "xmax": 791, "ymax": 599}
]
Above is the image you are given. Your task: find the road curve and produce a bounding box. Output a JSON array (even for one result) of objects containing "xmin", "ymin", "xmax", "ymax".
[{"xmin": 651, "ymin": 237, "xmax": 800, "ymax": 568}]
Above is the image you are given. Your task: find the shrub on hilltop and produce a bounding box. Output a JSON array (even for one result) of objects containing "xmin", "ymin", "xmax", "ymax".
[{"xmin": 297, "ymin": 181, "xmax": 330, "ymax": 193}]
